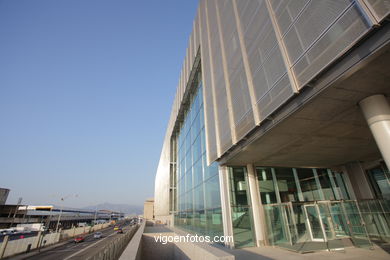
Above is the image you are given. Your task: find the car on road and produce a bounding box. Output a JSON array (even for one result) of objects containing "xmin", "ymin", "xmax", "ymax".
[
  {"xmin": 93, "ymin": 232, "xmax": 102, "ymax": 239},
  {"xmin": 116, "ymin": 228, "xmax": 123, "ymax": 234},
  {"xmin": 74, "ymin": 236, "xmax": 85, "ymax": 243},
  {"xmin": 113, "ymin": 226, "xmax": 119, "ymax": 231}
]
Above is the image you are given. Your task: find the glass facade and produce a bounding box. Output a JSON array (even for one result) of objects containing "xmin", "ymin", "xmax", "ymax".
[
  {"xmin": 257, "ymin": 166, "xmax": 383, "ymax": 252},
  {"xmin": 229, "ymin": 167, "xmax": 255, "ymax": 248},
  {"xmin": 174, "ymin": 77, "xmax": 223, "ymax": 237},
  {"xmin": 367, "ymin": 163, "xmax": 390, "ymax": 200},
  {"xmin": 256, "ymin": 167, "xmax": 351, "ymax": 205}
]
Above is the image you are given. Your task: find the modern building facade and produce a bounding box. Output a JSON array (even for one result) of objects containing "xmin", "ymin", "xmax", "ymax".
[
  {"xmin": 143, "ymin": 198, "xmax": 155, "ymax": 220},
  {"xmin": 155, "ymin": 0, "xmax": 390, "ymax": 252}
]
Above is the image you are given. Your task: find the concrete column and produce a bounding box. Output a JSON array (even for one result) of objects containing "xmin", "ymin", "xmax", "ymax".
[
  {"xmin": 33, "ymin": 231, "xmax": 42, "ymax": 249},
  {"xmin": 359, "ymin": 94, "xmax": 390, "ymax": 168},
  {"xmin": 0, "ymin": 235, "xmax": 9, "ymax": 258},
  {"xmin": 218, "ymin": 166, "xmax": 234, "ymax": 248},
  {"xmin": 246, "ymin": 164, "xmax": 267, "ymax": 246}
]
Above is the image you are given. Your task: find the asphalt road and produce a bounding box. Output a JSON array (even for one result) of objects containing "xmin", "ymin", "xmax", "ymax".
[{"xmin": 23, "ymin": 223, "xmax": 134, "ymax": 260}]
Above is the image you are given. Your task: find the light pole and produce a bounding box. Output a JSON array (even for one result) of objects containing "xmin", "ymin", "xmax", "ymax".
[
  {"xmin": 55, "ymin": 201, "xmax": 64, "ymax": 233},
  {"xmin": 54, "ymin": 194, "xmax": 78, "ymax": 233},
  {"xmin": 94, "ymin": 207, "xmax": 98, "ymax": 225}
]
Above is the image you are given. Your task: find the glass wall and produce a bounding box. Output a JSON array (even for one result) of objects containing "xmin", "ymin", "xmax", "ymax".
[
  {"xmin": 174, "ymin": 77, "xmax": 223, "ymax": 237},
  {"xmin": 229, "ymin": 167, "xmax": 255, "ymax": 248},
  {"xmin": 367, "ymin": 163, "xmax": 390, "ymax": 200},
  {"xmin": 257, "ymin": 167, "xmax": 351, "ymax": 205},
  {"xmin": 258, "ymin": 167, "xmax": 371, "ymax": 252}
]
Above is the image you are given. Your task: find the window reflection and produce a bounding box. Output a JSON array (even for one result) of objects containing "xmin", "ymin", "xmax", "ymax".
[
  {"xmin": 296, "ymin": 168, "xmax": 322, "ymax": 201},
  {"xmin": 256, "ymin": 167, "xmax": 277, "ymax": 204},
  {"xmin": 229, "ymin": 167, "xmax": 255, "ymax": 247},
  {"xmin": 367, "ymin": 163, "xmax": 390, "ymax": 200},
  {"xmin": 174, "ymin": 82, "xmax": 223, "ymax": 236},
  {"xmin": 256, "ymin": 167, "xmax": 352, "ymax": 204}
]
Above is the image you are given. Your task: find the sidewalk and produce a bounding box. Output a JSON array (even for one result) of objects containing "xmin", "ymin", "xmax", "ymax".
[{"xmin": 218, "ymin": 244, "xmax": 390, "ymax": 260}]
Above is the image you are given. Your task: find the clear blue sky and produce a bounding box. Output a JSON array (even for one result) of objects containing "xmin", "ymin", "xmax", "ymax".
[{"xmin": 0, "ymin": 0, "xmax": 198, "ymax": 208}]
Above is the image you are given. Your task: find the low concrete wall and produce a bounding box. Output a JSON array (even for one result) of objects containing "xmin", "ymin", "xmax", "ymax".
[
  {"xmin": 0, "ymin": 223, "xmax": 110, "ymax": 259},
  {"xmin": 0, "ymin": 232, "xmax": 61, "ymax": 258},
  {"xmin": 2, "ymin": 236, "xmax": 37, "ymax": 258},
  {"xmin": 40, "ymin": 232, "xmax": 61, "ymax": 247},
  {"xmin": 60, "ymin": 226, "xmax": 90, "ymax": 240},
  {"xmin": 86, "ymin": 224, "xmax": 139, "ymax": 260},
  {"xmin": 119, "ymin": 222, "xmax": 146, "ymax": 260},
  {"xmin": 60, "ymin": 223, "xmax": 109, "ymax": 241}
]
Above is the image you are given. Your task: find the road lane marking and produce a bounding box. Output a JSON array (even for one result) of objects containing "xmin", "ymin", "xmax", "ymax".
[{"xmin": 63, "ymin": 232, "xmax": 116, "ymax": 260}]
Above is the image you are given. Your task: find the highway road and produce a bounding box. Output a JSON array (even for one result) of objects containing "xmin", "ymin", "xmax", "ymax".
[{"xmin": 23, "ymin": 223, "xmax": 134, "ymax": 260}]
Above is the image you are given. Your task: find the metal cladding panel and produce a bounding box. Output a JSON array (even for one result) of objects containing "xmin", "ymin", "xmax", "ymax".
[
  {"xmin": 291, "ymin": 2, "xmax": 371, "ymax": 87},
  {"xmin": 256, "ymin": 74, "xmax": 292, "ymax": 120},
  {"xmin": 200, "ymin": 0, "xmax": 218, "ymax": 164},
  {"xmin": 194, "ymin": 11, "xmax": 201, "ymax": 55},
  {"xmin": 175, "ymin": 89, "xmax": 178, "ymax": 116},
  {"xmin": 236, "ymin": 0, "xmax": 294, "ymax": 123},
  {"xmin": 187, "ymin": 47, "xmax": 191, "ymax": 80},
  {"xmin": 181, "ymin": 70, "xmax": 184, "ymax": 98},
  {"xmin": 186, "ymin": 48, "xmax": 190, "ymax": 84},
  {"xmin": 364, "ymin": 0, "xmax": 390, "ymax": 22},
  {"xmin": 278, "ymin": 0, "xmax": 352, "ymax": 65},
  {"xmin": 183, "ymin": 61, "xmax": 187, "ymax": 92},
  {"xmin": 189, "ymin": 33, "xmax": 194, "ymax": 69},
  {"xmin": 177, "ymin": 83, "xmax": 180, "ymax": 110},
  {"xmin": 181, "ymin": 68, "xmax": 185, "ymax": 95},
  {"xmin": 271, "ymin": 0, "xmax": 371, "ymax": 89},
  {"xmin": 218, "ymin": 0, "xmax": 256, "ymax": 142},
  {"xmin": 208, "ymin": 0, "xmax": 233, "ymax": 157},
  {"xmin": 270, "ymin": 0, "xmax": 311, "ymax": 36}
]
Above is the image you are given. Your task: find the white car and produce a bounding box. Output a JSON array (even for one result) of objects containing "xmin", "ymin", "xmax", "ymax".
[{"xmin": 93, "ymin": 232, "xmax": 102, "ymax": 239}]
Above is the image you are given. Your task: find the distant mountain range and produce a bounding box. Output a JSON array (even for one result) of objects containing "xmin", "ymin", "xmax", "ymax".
[{"xmin": 82, "ymin": 203, "xmax": 143, "ymax": 215}]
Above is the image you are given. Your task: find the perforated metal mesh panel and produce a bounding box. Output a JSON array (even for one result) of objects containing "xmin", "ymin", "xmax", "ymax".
[
  {"xmin": 194, "ymin": 11, "xmax": 201, "ymax": 55},
  {"xmin": 207, "ymin": 0, "xmax": 233, "ymax": 157},
  {"xmin": 236, "ymin": 0, "xmax": 294, "ymax": 124},
  {"xmin": 218, "ymin": 0, "xmax": 256, "ymax": 142},
  {"xmin": 270, "ymin": 0, "xmax": 311, "ymax": 36},
  {"xmin": 270, "ymin": 0, "xmax": 371, "ymax": 88},
  {"xmin": 291, "ymin": 2, "xmax": 371, "ymax": 87},
  {"xmin": 199, "ymin": 0, "xmax": 218, "ymax": 164},
  {"xmin": 162, "ymin": 0, "xmax": 376, "ymax": 170},
  {"xmin": 364, "ymin": 0, "xmax": 390, "ymax": 22},
  {"xmin": 189, "ymin": 34, "xmax": 194, "ymax": 70}
]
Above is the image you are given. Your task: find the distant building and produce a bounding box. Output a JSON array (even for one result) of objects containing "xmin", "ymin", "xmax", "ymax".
[
  {"xmin": 0, "ymin": 204, "xmax": 122, "ymax": 229},
  {"xmin": 143, "ymin": 199, "xmax": 154, "ymax": 220},
  {"xmin": 0, "ymin": 188, "xmax": 10, "ymax": 205},
  {"xmin": 154, "ymin": 0, "xmax": 390, "ymax": 253}
]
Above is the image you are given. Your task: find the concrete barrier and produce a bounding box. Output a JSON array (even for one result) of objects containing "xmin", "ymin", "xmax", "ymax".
[
  {"xmin": 119, "ymin": 222, "xmax": 146, "ymax": 260},
  {"xmin": 86, "ymin": 224, "xmax": 139, "ymax": 260},
  {"xmin": 0, "ymin": 223, "xmax": 110, "ymax": 258}
]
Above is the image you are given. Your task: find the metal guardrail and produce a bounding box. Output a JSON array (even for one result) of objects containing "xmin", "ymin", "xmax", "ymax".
[{"xmin": 86, "ymin": 224, "xmax": 139, "ymax": 260}]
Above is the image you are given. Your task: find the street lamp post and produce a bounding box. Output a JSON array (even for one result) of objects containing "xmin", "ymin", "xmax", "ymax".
[
  {"xmin": 55, "ymin": 205, "xmax": 63, "ymax": 233},
  {"xmin": 94, "ymin": 207, "xmax": 98, "ymax": 225},
  {"xmin": 54, "ymin": 194, "xmax": 78, "ymax": 233}
]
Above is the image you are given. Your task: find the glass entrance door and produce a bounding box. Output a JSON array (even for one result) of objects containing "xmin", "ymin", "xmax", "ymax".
[{"xmin": 304, "ymin": 204, "xmax": 326, "ymax": 242}]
